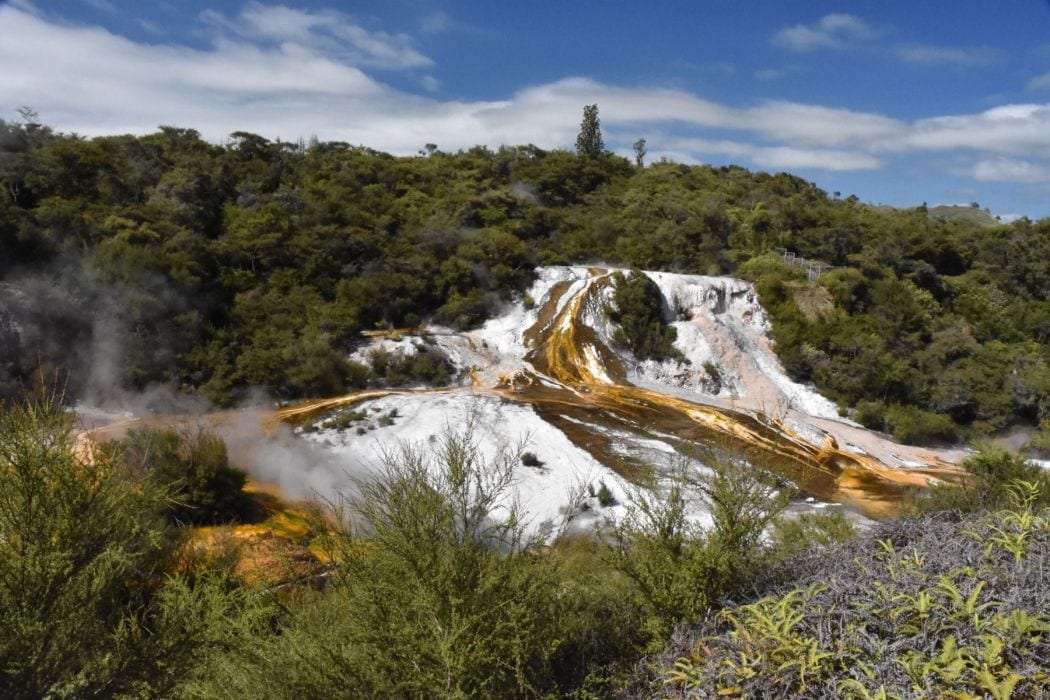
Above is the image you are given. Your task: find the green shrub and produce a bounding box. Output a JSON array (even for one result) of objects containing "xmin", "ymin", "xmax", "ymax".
[
  {"xmin": 1027, "ymin": 418, "xmax": 1050, "ymax": 457},
  {"xmin": 320, "ymin": 409, "xmax": 367, "ymax": 430},
  {"xmin": 520, "ymin": 451, "xmax": 543, "ymax": 467},
  {"xmin": 909, "ymin": 445, "xmax": 1050, "ymax": 515},
  {"xmin": 0, "ymin": 393, "xmax": 269, "ymax": 697},
  {"xmin": 853, "ymin": 399, "xmax": 887, "ymax": 431},
  {"xmin": 190, "ymin": 428, "xmax": 641, "ymax": 698},
  {"xmin": 116, "ymin": 426, "xmax": 254, "ymax": 525},
  {"xmin": 884, "ymin": 403, "xmax": 958, "ymax": 445},
  {"xmin": 606, "ymin": 452, "xmax": 794, "ymax": 647},
  {"xmin": 769, "ymin": 510, "xmax": 856, "ymax": 560},
  {"xmin": 606, "ymin": 271, "xmax": 685, "ymax": 363}
]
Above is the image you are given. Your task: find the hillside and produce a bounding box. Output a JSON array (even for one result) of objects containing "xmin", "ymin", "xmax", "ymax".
[
  {"xmin": 928, "ymin": 204, "xmax": 1003, "ymax": 227},
  {"xmin": 2, "ymin": 121, "xmax": 1049, "ymax": 460}
]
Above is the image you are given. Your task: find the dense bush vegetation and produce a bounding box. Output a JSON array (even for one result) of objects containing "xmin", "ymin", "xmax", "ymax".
[
  {"xmin": 606, "ymin": 270, "xmax": 686, "ymax": 363},
  {"xmin": 2, "ymin": 115, "xmax": 1048, "ymax": 445}
]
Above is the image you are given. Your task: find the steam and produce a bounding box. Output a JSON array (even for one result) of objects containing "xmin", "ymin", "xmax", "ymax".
[
  {"xmin": 509, "ymin": 181, "xmax": 539, "ymax": 203},
  {"xmin": 216, "ymin": 410, "xmax": 367, "ymax": 504}
]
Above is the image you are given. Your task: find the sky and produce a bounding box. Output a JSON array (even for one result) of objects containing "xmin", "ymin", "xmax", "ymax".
[{"xmin": 4, "ymin": 1, "xmax": 1050, "ymax": 219}]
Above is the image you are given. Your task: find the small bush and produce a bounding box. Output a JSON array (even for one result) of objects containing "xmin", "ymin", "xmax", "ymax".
[
  {"xmin": 606, "ymin": 452, "xmax": 794, "ymax": 647},
  {"xmin": 885, "ymin": 403, "xmax": 957, "ymax": 445},
  {"xmin": 1027, "ymin": 418, "xmax": 1050, "ymax": 457},
  {"xmin": 115, "ymin": 426, "xmax": 254, "ymax": 525},
  {"xmin": 596, "ymin": 480, "xmax": 616, "ymax": 507},
  {"xmin": 853, "ymin": 399, "xmax": 887, "ymax": 431},
  {"xmin": 321, "ymin": 409, "xmax": 367, "ymax": 430},
  {"xmin": 606, "ymin": 271, "xmax": 685, "ymax": 363},
  {"xmin": 908, "ymin": 445, "xmax": 1050, "ymax": 515},
  {"xmin": 520, "ymin": 451, "xmax": 543, "ymax": 467},
  {"xmin": 769, "ymin": 510, "xmax": 855, "ymax": 560}
]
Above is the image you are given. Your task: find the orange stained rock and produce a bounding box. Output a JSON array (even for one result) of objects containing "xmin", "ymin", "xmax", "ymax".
[{"xmin": 254, "ymin": 267, "xmax": 967, "ymax": 519}]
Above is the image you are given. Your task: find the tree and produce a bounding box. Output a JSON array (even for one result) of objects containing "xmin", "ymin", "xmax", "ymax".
[
  {"xmin": 633, "ymin": 138, "xmax": 647, "ymax": 168},
  {"xmin": 575, "ymin": 104, "xmax": 604, "ymax": 158}
]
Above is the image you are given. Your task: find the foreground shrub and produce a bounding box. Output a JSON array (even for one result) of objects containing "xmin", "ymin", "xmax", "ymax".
[
  {"xmin": 186, "ymin": 428, "xmax": 643, "ymax": 698},
  {"xmin": 0, "ymin": 393, "xmax": 268, "ymax": 698},
  {"xmin": 909, "ymin": 445, "xmax": 1050, "ymax": 515},
  {"xmin": 638, "ymin": 482, "xmax": 1050, "ymax": 699},
  {"xmin": 606, "ymin": 451, "xmax": 795, "ymax": 648}
]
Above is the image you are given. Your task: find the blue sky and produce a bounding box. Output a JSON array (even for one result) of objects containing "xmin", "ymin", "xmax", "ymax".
[{"xmin": 4, "ymin": 1, "xmax": 1050, "ymax": 218}]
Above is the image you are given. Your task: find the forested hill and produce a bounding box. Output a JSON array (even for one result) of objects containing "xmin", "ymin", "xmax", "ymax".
[{"xmin": 1, "ymin": 120, "xmax": 1048, "ymax": 447}]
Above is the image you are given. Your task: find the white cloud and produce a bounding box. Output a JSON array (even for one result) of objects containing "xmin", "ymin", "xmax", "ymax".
[
  {"xmin": 1026, "ymin": 71, "xmax": 1050, "ymax": 91},
  {"xmin": 200, "ymin": 2, "xmax": 432, "ymax": 70},
  {"xmin": 899, "ymin": 104, "xmax": 1050, "ymax": 156},
  {"xmin": 420, "ymin": 11, "xmax": 451, "ymax": 35},
  {"xmin": 2, "ymin": 3, "xmax": 1050, "ymax": 184},
  {"xmin": 969, "ymin": 157, "xmax": 1049, "ymax": 183},
  {"xmin": 667, "ymin": 138, "xmax": 882, "ymax": 171},
  {"xmin": 741, "ymin": 102, "xmax": 905, "ymax": 148},
  {"xmin": 895, "ymin": 44, "xmax": 999, "ymax": 67},
  {"xmin": 84, "ymin": 0, "xmax": 117, "ymax": 13},
  {"xmin": 773, "ymin": 14, "xmax": 875, "ymax": 52}
]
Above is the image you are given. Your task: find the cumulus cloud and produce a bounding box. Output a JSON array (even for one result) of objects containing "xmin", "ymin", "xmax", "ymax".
[
  {"xmin": 2, "ymin": 3, "xmax": 1050, "ymax": 183},
  {"xmin": 772, "ymin": 14, "xmax": 876, "ymax": 52}
]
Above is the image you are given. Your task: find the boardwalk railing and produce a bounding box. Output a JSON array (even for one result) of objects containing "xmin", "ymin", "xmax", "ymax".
[{"xmin": 774, "ymin": 248, "xmax": 835, "ymax": 282}]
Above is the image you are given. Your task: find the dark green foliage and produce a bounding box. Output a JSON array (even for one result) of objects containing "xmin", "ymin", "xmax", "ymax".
[
  {"xmin": 575, "ymin": 104, "xmax": 605, "ymax": 158},
  {"xmin": 607, "ymin": 271, "xmax": 685, "ymax": 363},
  {"xmin": 114, "ymin": 425, "xmax": 254, "ymax": 525},
  {"xmin": 369, "ymin": 344, "xmax": 454, "ymax": 387},
  {"xmin": 856, "ymin": 401, "xmax": 959, "ymax": 445},
  {"xmin": 520, "ymin": 450, "xmax": 543, "ymax": 467},
  {"xmin": 644, "ymin": 483, "xmax": 1050, "ymax": 699}
]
